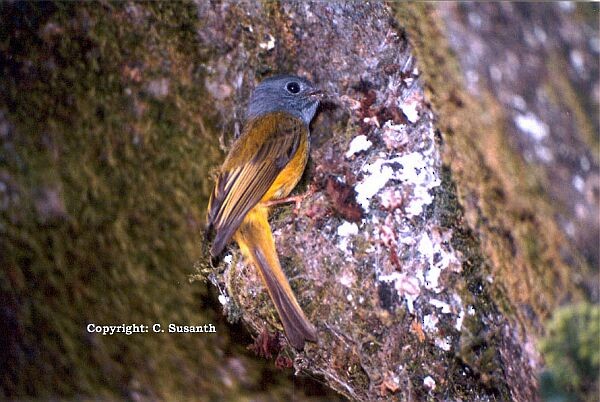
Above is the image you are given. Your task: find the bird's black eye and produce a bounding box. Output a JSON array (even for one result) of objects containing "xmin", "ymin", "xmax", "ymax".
[{"xmin": 286, "ymin": 81, "xmax": 301, "ymax": 94}]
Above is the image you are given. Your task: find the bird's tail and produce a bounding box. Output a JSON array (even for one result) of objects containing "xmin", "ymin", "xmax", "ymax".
[{"xmin": 234, "ymin": 206, "xmax": 317, "ymax": 349}]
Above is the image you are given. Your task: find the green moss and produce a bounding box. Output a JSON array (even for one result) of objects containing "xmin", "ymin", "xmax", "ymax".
[
  {"xmin": 394, "ymin": 2, "xmax": 586, "ymax": 323},
  {"xmin": 390, "ymin": 5, "xmax": 596, "ymax": 400},
  {"xmin": 540, "ymin": 303, "xmax": 600, "ymax": 402},
  {"xmin": 0, "ymin": 2, "xmax": 324, "ymax": 400},
  {"xmin": 391, "ymin": 6, "xmax": 582, "ymax": 399},
  {"xmin": 427, "ymin": 168, "xmax": 511, "ymax": 398}
]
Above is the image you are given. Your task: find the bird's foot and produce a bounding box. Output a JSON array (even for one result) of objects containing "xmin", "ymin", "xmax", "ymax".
[{"xmin": 263, "ymin": 185, "xmax": 315, "ymax": 213}]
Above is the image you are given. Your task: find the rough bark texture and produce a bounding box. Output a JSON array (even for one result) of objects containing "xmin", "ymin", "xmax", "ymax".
[
  {"xmin": 1, "ymin": 1, "xmax": 597, "ymax": 401},
  {"xmin": 437, "ymin": 1, "xmax": 599, "ymax": 282},
  {"xmin": 203, "ymin": 2, "xmax": 596, "ymax": 401}
]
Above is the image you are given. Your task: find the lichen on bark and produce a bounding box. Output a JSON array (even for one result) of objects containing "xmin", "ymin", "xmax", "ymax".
[
  {"xmin": 202, "ymin": 2, "xmax": 593, "ymax": 401},
  {"xmin": 1, "ymin": 2, "xmax": 596, "ymax": 401}
]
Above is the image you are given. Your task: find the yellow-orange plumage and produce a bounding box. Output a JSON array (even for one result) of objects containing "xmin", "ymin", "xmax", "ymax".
[{"xmin": 207, "ymin": 111, "xmax": 317, "ymax": 349}]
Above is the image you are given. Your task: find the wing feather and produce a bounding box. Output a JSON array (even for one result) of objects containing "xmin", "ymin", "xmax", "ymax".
[{"xmin": 207, "ymin": 116, "xmax": 303, "ymax": 257}]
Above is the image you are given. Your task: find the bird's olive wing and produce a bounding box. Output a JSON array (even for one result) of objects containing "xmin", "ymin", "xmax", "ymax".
[{"xmin": 207, "ymin": 120, "xmax": 302, "ymax": 257}]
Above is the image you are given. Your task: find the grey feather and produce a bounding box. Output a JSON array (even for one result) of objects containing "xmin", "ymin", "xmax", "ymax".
[{"xmin": 246, "ymin": 74, "xmax": 321, "ymax": 126}]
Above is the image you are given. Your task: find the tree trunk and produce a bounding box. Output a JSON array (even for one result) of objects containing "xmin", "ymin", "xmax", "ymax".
[
  {"xmin": 203, "ymin": 2, "xmax": 596, "ymax": 401},
  {"xmin": 1, "ymin": 2, "xmax": 596, "ymax": 401}
]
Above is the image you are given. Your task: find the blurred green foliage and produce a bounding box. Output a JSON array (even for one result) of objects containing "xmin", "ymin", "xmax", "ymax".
[{"xmin": 540, "ymin": 303, "xmax": 600, "ymax": 402}]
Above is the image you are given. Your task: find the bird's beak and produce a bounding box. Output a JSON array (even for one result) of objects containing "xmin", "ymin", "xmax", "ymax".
[{"xmin": 307, "ymin": 89, "xmax": 325, "ymax": 100}]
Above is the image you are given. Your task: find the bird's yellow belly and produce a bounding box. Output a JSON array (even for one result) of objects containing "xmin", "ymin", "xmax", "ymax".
[{"xmin": 261, "ymin": 135, "xmax": 309, "ymax": 201}]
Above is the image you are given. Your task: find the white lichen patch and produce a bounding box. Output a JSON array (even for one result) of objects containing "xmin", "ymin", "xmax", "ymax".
[
  {"xmin": 330, "ymin": 39, "xmax": 467, "ymax": 373},
  {"xmin": 259, "ymin": 33, "xmax": 275, "ymax": 50},
  {"xmin": 355, "ymin": 160, "xmax": 395, "ymax": 211},
  {"xmin": 429, "ymin": 298, "xmax": 451, "ymax": 314},
  {"xmin": 366, "ymin": 112, "xmax": 462, "ymax": 320},
  {"xmin": 379, "ymin": 271, "xmax": 421, "ymax": 313},
  {"xmin": 580, "ymin": 156, "xmax": 591, "ymax": 172},
  {"xmin": 398, "ymin": 152, "xmax": 441, "ymax": 217},
  {"xmin": 400, "ymin": 98, "xmax": 420, "ymax": 123},
  {"xmin": 452, "ymin": 293, "xmax": 466, "ymax": 331},
  {"xmin": 345, "ymin": 134, "xmax": 373, "ymax": 158},
  {"xmin": 363, "ymin": 116, "xmax": 380, "ymax": 127},
  {"xmin": 337, "ymin": 221, "xmax": 359, "ymax": 254},
  {"xmin": 423, "ymin": 313, "xmax": 439, "ymax": 333},
  {"xmin": 418, "ymin": 231, "xmax": 460, "ymax": 293},
  {"xmin": 218, "ymin": 294, "xmax": 229, "ymax": 306},
  {"xmin": 514, "ymin": 112, "xmax": 549, "ymax": 141},
  {"xmin": 434, "ymin": 336, "xmax": 452, "ymax": 351},
  {"xmin": 376, "ymin": 228, "xmax": 460, "ymax": 318},
  {"xmin": 355, "ymin": 147, "xmax": 440, "ymax": 216},
  {"xmin": 423, "ymin": 376, "xmax": 436, "ymax": 390},
  {"xmin": 337, "ymin": 221, "xmax": 359, "ymax": 237}
]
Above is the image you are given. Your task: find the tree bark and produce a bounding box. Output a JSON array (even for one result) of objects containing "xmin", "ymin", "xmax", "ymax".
[
  {"xmin": 204, "ymin": 2, "xmax": 596, "ymax": 401},
  {"xmin": 1, "ymin": 2, "xmax": 596, "ymax": 401}
]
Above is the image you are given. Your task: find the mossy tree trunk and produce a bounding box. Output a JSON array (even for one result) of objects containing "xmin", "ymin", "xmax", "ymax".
[{"xmin": 1, "ymin": 2, "xmax": 596, "ymax": 402}]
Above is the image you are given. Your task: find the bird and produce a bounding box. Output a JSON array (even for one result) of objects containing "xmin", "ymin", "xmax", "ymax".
[{"xmin": 207, "ymin": 74, "xmax": 322, "ymax": 349}]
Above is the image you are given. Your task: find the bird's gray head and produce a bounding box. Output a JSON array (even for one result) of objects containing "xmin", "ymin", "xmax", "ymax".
[{"xmin": 246, "ymin": 75, "xmax": 322, "ymax": 126}]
